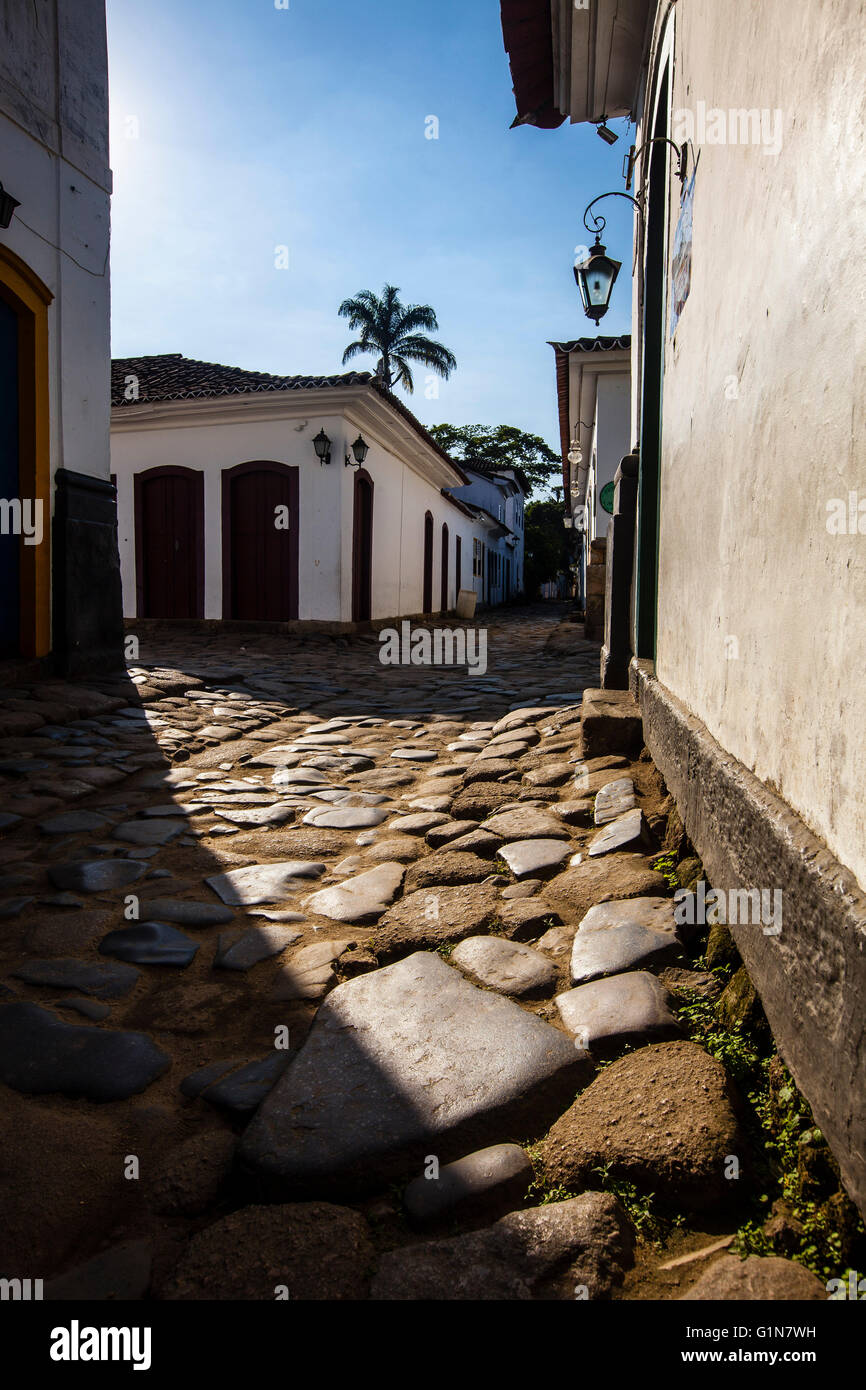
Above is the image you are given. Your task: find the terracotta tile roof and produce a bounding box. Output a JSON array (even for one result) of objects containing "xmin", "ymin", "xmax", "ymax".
[
  {"xmin": 500, "ymin": 0, "xmax": 566, "ymax": 129},
  {"xmin": 548, "ymin": 335, "xmax": 632, "ymax": 354},
  {"xmin": 110, "ymin": 353, "xmax": 374, "ymax": 406},
  {"xmin": 549, "ymin": 336, "xmax": 632, "ymax": 496},
  {"xmin": 110, "ymin": 354, "xmax": 470, "ymax": 485}
]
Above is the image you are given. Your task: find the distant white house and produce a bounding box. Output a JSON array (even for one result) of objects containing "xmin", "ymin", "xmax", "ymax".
[
  {"xmin": 110, "ymin": 355, "xmax": 519, "ymax": 626},
  {"xmin": 549, "ymin": 335, "xmax": 631, "ymax": 630},
  {"xmin": 447, "ymin": 463, "xmax": 526, "ymax": 605}
]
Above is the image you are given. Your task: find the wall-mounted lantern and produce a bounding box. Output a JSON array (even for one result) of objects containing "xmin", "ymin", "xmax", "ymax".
[
  {"xmin": 312, "ymin": 428, "xmax": 332, "ymax": 466},
  {"xmin": 574, "ymin": 236, "xmax": 622, "ymax": 323},
  {"xmin": 0, "ymin": 182, "xmax": 21, "ymax": 230},
  {"xmin": 345, "ymin": 434, "xmax": 369, "ymax": 469}
]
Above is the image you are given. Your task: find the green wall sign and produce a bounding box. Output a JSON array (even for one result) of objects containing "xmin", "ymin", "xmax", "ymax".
[{"xmin": 600, "ymin": 481, "xmax": 616, "ymax": 514}]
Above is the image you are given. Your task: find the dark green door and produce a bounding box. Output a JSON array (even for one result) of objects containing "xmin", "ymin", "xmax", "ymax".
[
  {"xmin": 635, "ymin": 67, "xmax": 670, "ymax": 661},
  {"xmin": 0, "ymin": 295, "xmax": 19, "ymax": 656}
]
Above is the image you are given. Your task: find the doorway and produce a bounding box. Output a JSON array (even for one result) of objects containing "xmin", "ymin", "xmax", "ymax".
[
  {"xmin": 440, "ymin": 523, "xmax": 449, "ymax": 612},
  {"xmin": 422, "ymin": 511, "xmax": 434, "ymax": 614},
  {"xmin": 223, "ymin": 461, "xmax": 299, "ymax": 621},
  {"xmin": 635, "ymin": 60, "xmax": 671, "ymax": 659},
  {"xmin": 0, "ymin": 245, "xmax": 51, "ymax": 659},
  {"xmin": 352, "ymin": 468, "xmax": 374, "ymax": 622},
  {"xmin": 135, "ymin": 466, "xmax": 204, "ymax": 619}
]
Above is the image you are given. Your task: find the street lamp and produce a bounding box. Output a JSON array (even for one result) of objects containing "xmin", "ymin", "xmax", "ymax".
[
  {"xmin": 345, "ymin": 434, "xmax": 369, "ymax": 468},
  {"xmin": 574, "ymin": 236, "xmax": 622, "ymax": 323},
  {"xmin": 0, "ymin": 182, "xmax": 20, "ymax": 230},
  {"xmin": 312, "ymin": 428, "xmax": 332, "ymax": 466}
]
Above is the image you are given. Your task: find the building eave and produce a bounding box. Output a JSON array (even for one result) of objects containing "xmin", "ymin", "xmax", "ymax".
[
  {"xmin": 110, "ymin": 384, "xmax": 468, "ymax": 493},
  {"xmin": 502, "ymin": 0, "xmax": 654, "ymax": 127}
]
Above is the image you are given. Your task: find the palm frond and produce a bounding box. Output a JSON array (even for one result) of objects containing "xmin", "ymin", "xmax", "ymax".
[
  {"xmin": 341, "ymin": 340, "xmax": 376, "ymax": 366},
  {"xmin": 389, "ymin": 354, "xmax": 415, "ymax": 393},
  {"xmin": 394, "ymin": 335, "xmax": 457, "ymax": 378}
]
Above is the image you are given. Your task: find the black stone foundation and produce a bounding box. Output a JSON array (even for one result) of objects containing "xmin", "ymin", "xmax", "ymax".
[
  {"xmin": 52, "ymin": 468, "xmax": 125, "ymax": 676},
  {"xmin": 631, "ymin": 656, "xmax": 866, "ymax": 1218}
]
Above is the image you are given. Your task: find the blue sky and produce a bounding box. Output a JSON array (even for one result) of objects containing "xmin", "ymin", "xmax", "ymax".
[{"xmin": 106, "ymin": 0, "xmax": 634, "ymax": 473}]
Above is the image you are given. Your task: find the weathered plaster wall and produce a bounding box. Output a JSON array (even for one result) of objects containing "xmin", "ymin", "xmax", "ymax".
[
  {"xmin": 641, "ymin": 0, "xmax": 866, "ymax": 889},
  {"xmin": 0, "ymin": 0, "xmax": 112, "ymax": 488}
]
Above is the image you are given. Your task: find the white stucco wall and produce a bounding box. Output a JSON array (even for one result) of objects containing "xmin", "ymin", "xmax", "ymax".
[
  {"xmin": 0, "ymin": 0, "xmax": 112, "ymax": 487},
  {"xmin": 637, "ymin": 0, "xmax": 866, "ymax": 888},
  {"xmin": 110, "ymin": 401, "xmax": 482, "ymax": 623},
  {"xmin": 595, "ymin": 374, "xmax": 630, "ymax": 523}
]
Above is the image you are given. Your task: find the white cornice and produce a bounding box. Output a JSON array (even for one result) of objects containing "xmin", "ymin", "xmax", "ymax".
[{"xmin": 110, "ymin": 385, "xmax": 466, "ymax": 492}]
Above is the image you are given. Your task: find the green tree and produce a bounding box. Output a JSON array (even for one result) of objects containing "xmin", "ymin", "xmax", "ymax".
[
  {"xmin": 339, "ymin": 284, "xmax": 456, "ymax": 395},
  {"xmin": 428, "ymin": 423, "xmax": 559, "ymax": 496},
  {"xmin": 523, "ymin": 498, "xmax": 575, "ymax": 598}
]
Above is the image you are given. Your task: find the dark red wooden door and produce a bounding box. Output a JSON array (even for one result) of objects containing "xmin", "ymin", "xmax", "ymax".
[
  {"xmin": 352, "ymin": 470, "xmax": 374, "ymax": 622},
  {"xmin": 440, "ymin": 524, "xmax": 449, "ymax": 612},
  {"xmin": 135, "ymin": 467, "xmax": 203, "ymax": 619},
  {"xmin": 224, "ymin": 462, "xmax": 298, "ymax": 621},
  {"xmin": 422, "ymin": 512, "xmax": 434, "ymax": 614}
]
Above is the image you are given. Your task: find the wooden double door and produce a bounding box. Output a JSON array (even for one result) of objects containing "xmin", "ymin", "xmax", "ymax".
[{"xmin": 135, "ymin": 460, "xmax": 299, "ymax": 622}]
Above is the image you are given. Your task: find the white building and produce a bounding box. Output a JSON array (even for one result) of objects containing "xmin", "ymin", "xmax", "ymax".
[
  {"xmin": 0, "ymin": 0, "xmax": 122, "ymax": 672},
  {"xmin": 550, "ymin": 335, "xmax": 631, "ymax": 627},
  {"xmin": 110, "ymin": 354, "xmax": 514, "ymax": 626},
  {"xmin": 447, "ymin": 463, "xmax": 526, "ymax": 605}
]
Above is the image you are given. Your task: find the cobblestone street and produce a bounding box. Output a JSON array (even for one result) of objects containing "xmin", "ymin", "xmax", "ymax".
[{"xmin": 0, "ymin": 606, "xmax": 831, "ymax": 1299}]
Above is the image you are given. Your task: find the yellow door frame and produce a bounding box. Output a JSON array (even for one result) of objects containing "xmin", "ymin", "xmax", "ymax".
[{"xmin": 0, "ymin": 242, "xmax": 52, "ymax": 659}]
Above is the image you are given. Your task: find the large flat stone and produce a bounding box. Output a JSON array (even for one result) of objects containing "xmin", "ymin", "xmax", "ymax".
[
  {"xmin": 302, "ymin": 807, "xmax": 389, "ymax": 830},
  {"xmin": 99, "ymin": 922, "xmax": 200, "ymax": 967},
  {"xmin": 571, "ymin": 897, "xmax": 681, "ymax": 984},
  {"xmin": 588, "ymin": 807, "xmax": 654, "ymax": 857},
  {"xmin": 555, "ymin": 972, "xmax": 681, "ymax": 1053},
  {"xmin": 371, "ymin": 1193, "xmax": 634, "ymax": 1300},
  {"xmin": 113, "ymin": 819, "xmax": 185, "ymax": 847},
  {"xmin": 451, "ymin": 935, "xmax": 558, "ymax": 997},
  {"xmin": 0, "ymin": 1002, "xmax": 169, "ymax": 1100},
  {"xmin": 594, "ymin": 777, "xmax": 637, "ymax": 826},
  {"xmin": 215, "ymin": 804, "xmax": 296, "ymax": 827},
  {"xmin": 215, "ymin": 925, "xmax": 303, "ymax": 971},
  {"xmin": 499, "ymin": 839, "xmax": 571, "ymax": 878},
  {"xmin": 205, "ymin": 861, "xmax": 326, "ymax": 905},
  {"xmin": 11, "ymin": 958, "xmax": 139, "ymax": 999},
  {"xmin": 239, "ymin": 952, "xmax": 592, "ymax": 1194},
  {"xmin": 48, "ymin": 860, "xmax": 149, "ymax": 894},
  {"xmin": 481, "ymin": 808, "xmax": 570, "ymax": 841},
  {"xmin": 305, "ymin": 863, "xmax": 404, "ymax": 923},
  {"xmin": 140, "ymin": 898, "xmax": 234, "ymax": 927}
]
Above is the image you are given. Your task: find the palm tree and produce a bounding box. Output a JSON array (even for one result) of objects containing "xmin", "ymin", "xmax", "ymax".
[{"xmin": 339, "ymin": 284, "xmax": 456, "ymax": 394}]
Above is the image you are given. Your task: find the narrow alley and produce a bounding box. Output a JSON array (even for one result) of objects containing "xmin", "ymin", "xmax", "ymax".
[{"xmin": 0, "ymin": 607, "xmax": 848, "ymax": 1300}]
